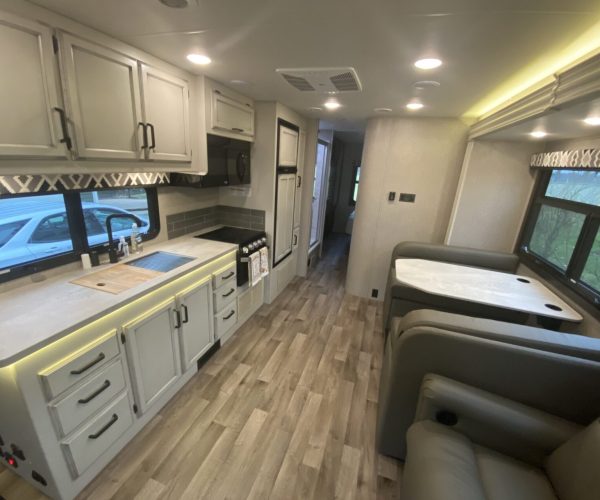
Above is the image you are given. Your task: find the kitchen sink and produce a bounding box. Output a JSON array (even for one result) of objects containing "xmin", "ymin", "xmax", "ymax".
[{"xmin": 125, "ymin": 251, "xmax": 195, "ymax": 272}]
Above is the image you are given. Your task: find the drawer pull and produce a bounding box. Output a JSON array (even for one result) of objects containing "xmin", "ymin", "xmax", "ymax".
[
  {"xmin": 181, "ymin": 304, "xmax": 189, "ymax": 324},
  {"xmin": 78, "ymin": 380, "xmax": 111, "ymax": 405},
  {"xmin": 88, "ymin": 413, "xmax": 118, "ymax": 440},
  {"xmin": 222, "ymin": 288, "xmax": 235, "ymax": 298},
  {"xmin": 223, "ymin": 310, "xmax": 235, "ymax": 320},
  {"xmin": 231, "ymin": 127, "xmax": 244, "ymax": 133},
  {"xmin": 222, "ymin": 271, "xmax": 235, "ymax": 280},
  {"xmin": 70, "ymin": 353, "xmax": 106, "ymax": 376}
]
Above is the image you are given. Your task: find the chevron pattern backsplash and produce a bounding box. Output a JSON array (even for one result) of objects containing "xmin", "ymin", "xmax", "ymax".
[{"xmin": 0, "ymin": 172, "xmax": 170, "ymax": 195}]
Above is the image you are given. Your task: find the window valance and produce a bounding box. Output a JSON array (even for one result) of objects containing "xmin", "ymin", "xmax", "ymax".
[{"xmin": 530, "ymin": 149, "xmax": 600, "ymax": 170}]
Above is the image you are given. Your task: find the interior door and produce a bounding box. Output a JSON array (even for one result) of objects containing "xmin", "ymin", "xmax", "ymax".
[
  {"xmin": 211, "ymin": 91, "xmax": 254, "ymax": 137},
  {"xmin": 274, "ymin": 173, "xmax": 296, "ymax": 265},
  {"xmin": 177, "ymin": 279, "xmax": 213, "ymax": 372},
  {"xmin": 0, "ymin": 12, "xmax": 66, "ymax": 157},
  {"xmin": 59, "ymin": 32, "xmax": 144, "ymax": 160},
  {"xmin": 122, "ymin": 299, "xmax": 181, "ymax": 414},
  {"xmin": 310, "ymin": 141, "xmax": 328, "ymax": 248},
  {"xmin": 140, "ymin": 64, "xmax": 191, "ymax": 162}
]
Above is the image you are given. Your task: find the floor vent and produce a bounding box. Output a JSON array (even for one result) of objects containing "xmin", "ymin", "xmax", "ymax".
[{"xmin": 276, "ymin": 67, "xmax": 362, "ymax": 93}]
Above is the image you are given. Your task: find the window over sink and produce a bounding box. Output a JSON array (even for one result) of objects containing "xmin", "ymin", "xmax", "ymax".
[{"xmin": 0, "ymin": 188, "xmax": 159, "ymax": 283}]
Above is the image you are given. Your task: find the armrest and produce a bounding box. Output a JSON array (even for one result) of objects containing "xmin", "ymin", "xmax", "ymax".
[
  {"xmin": 395, "ymin": 309, "xmax": 600, "ymax": 362},
  {"xmin": 414, "ymin": 374, "xmax": 581, "ymax": 466}
]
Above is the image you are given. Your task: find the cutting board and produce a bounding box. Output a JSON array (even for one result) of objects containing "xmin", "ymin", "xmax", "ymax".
[{"xmin": 70, "ymin": 264, "xmax": 164, "ymax": 294}]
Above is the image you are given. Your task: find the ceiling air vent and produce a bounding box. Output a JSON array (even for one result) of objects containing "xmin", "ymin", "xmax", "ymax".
[{"xmin": 276, "ymin": 67, "xmax": 362, "ymax": 93}]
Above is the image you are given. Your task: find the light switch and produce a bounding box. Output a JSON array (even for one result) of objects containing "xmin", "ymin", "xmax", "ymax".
[{"xmin": 388, "ymin": 192, "xmax": 396, "ymax": 201}]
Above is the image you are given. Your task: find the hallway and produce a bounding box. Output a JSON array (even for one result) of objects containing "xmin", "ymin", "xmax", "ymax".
[{"xmin": 1, "ymin": 233, "xmax": 402, "ymax": 500}]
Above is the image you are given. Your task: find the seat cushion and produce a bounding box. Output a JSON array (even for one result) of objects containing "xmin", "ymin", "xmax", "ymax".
[
  {"xmin": 475, "ymin": 446, "xmax": 557, "ymax": 500},
  {"xmin": 546, "ymin": 418, "xmax": 600, "ymax": 500},
  {"xmin": 404, "ymin": 421, "xmax": 557, "ymax": 500}
]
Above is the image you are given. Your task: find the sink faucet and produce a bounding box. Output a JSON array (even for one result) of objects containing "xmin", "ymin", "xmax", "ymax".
[{"xmin": 106, "ymin": 213, "xmax": 139, "ymax": 263}]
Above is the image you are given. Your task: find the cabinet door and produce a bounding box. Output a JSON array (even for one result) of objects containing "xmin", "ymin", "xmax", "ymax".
[
  {"xmin": 278, "ymin": 125, "xmax": 299, "ymax": 167},
  {"xmin": 211, "ymin": 90, "xmax": 254, "ymax": 137},
  {"xmin": 122, "ymin": 299, "xmax": 181, "ymax": 414},
  {"xmin": 177, "ymin": 279, "xmax": 213, "ymax": 372},
  {"xmin": 275, "ymin": 173, "xmax": 296, "ymax": 264},
  {"xmin": 59, "ymin": 33, "xmax": 144, "ymax": 160},
  {"xmin": 0, "ymin": 13, "xmax": 66, "ymax": 157},
  {"xmin": 293, "ymin": 130, "xmax": 306, "ymax": 228},
  {"xmin": 140, "ymin": 64, "xmax": 191, "ymax": 162}
]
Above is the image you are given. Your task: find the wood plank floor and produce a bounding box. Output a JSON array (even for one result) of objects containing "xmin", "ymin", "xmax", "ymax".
[{"xmin": 1, "ymin": 233, "xmax": 402, "ymax": 500}]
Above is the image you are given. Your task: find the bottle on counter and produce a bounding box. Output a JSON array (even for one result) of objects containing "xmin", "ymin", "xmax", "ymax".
[
  {"xmin": 130, "ymin": 223, "xmax": 139, "ymax": 254},
  {"xmin": 119, "ymin": 235, "xmax": 130, "ymax": 257}
]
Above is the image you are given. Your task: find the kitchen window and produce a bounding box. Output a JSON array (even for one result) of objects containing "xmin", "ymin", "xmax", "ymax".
[
  {"xmin": 519, "ymin": 169, "xmax": 600, "ymax": 308},
  {"xmin": 0, "ymin": 187, "xmax": 159, "ymax": 283}
]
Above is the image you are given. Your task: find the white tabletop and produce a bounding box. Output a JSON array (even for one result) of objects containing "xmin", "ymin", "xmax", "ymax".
[{"xmin": 395, "ymin": 259, "xmax": 583, "ymax": 322}]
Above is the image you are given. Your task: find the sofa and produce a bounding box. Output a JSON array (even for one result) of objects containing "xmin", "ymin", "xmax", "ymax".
[
  {"xmin": 403, "ymin": 374, "xmax": 600, "ymax": 500},
  {"xmin": 382, "ymin": 241, "xmax": 522, "ymax": 335},
  {"xmin": 376, "ymin": 309, "xmax": 600, "ymax": 460}
]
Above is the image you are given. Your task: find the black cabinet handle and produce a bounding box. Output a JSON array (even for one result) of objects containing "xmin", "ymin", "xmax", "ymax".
[
  {"xmin": 293, "ymin": 234, "xmax": 298, "ymax": 245},
  {"xmin": 53, "ymin": 107, "xmax": 72, "ymax": 150},
  {"xmin": 181, "ymin": 304, "xmax": 189, "ymax": 324},
  {"xmin": 222, "ymin": 288, "xmax": 235, "ymax": 298},
  {"xmin": 88, "ymin": 413, "xmax": 118, "ymax": 440},
  {"xmin": 297, "ymin": 175, "xmax": 302, "ymax": 188},
  {"xmin": 231, "ymin": 127, "xmax": 244, "ymax": 133},
  {"xmin": 222, "ymin": 271, "xmax": 235, "ymax": 280},
  {"xmin": 138, "ymin": 122, "xmax": 148, "ymax": 150},
  {"xmin": 78, "ymin": 380, "xmax": 111, "ymax": 404},
  {"xmin": 223, "ymin": 310, "xmax": 235, "ymax": 320},
  {"xmin": 148, "ymin": 123, "xmax": 156, "ymax": 150},
  {"xmin": 174, "ymin": 310, "xmax": 182, "ymax": 329},
  {"xmin": 70, "ymin": 353, "xmax": 105, "ymax": 375}
]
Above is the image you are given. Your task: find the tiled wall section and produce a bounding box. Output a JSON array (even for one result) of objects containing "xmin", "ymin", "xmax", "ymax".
[{"xmin": 166, "ymin": 205, "xmax": 265, "ymax": 239}]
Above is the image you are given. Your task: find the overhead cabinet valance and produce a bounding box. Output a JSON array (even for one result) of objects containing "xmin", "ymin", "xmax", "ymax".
[{"xmin": 530, "ymin": 149, "xmax": 600, "ymax": 170}]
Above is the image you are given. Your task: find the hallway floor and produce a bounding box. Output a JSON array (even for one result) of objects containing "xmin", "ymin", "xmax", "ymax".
[{"xmin": 1, "ymin": 233, "xmax": 403, "ymax": 500}]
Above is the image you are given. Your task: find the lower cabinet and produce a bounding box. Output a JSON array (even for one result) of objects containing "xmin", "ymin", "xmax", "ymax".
[
  {"xmin": 177, "ymin": 278, "xmax": 214, "ymax": 372},
  {"xmin": 122, "ymin": 299, "xmax": 181, "ymax": 415}
]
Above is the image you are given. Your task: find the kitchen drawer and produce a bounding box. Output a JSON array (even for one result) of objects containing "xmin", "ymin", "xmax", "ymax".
[
  {"xmin": 213, "ymin": 264, "xmax": 236, "ymax": 288},
  {"xmin": 40, "ymin": 332, "xmax": 120, "ymax": 400},
  {"xmin": 214, "ymin": 302, "xmax": 238, "ymax": 339},
  {"xmin": 62, "ymin": 391, "xmax": 133, "ymax": 478},
  {"xmin": 50, "ymin": 359, "xmax": 127, "ymax": 437},
  {"xmin": 213, "ymin": 282, "xmax": 237, "ymax": 312}
]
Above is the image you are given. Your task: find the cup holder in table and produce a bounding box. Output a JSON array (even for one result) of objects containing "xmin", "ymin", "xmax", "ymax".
[
  {"xmin": 516, "ymin": 278, "xmax": 530, "ymax": 283},
  {"xmin": 545, "ymin": 303, "xmax": 563, "ymax": 312}
]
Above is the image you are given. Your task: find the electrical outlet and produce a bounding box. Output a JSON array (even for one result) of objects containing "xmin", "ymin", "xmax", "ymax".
[
  {"xmin": 399, "ymin": 193, "xmax": 416, "ymax": 203},
  {"xmin": 371, "ymin": 289, "xmax": 379, "ymax": 298}
]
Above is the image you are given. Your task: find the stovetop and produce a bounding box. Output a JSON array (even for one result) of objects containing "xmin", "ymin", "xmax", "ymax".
[{"xmin": 195, "ymin": 226, "xmax": 265, "ymax": 245}]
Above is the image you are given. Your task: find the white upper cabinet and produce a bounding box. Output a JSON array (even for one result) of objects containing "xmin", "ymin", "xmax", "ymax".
[
  {"xmin": 206, "ymin": 79, "xmax": 254, "ymax": 141},
  {"xmin": 140, "ymin": 64, "xmax": 191, "ymax": 162},
  {"xmin": 0, "ymin": 12, "xmax": 67, "ymax": 158},
  {"xmin": 278, "ymin": 125, "xmax": 299, "ymax": 167},
  {"xmin": 59, "ymin": 33, "xmax": 144, "ymax": 160}
]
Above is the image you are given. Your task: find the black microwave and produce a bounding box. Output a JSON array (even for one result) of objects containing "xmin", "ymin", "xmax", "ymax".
[{"xmin": 170, "ymin": 134, "xmax": 251, "ymax": 188}]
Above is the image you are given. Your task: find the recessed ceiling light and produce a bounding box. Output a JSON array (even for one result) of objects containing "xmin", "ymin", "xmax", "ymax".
[
  {"xmin": 530, "ymin": 130, "xmax": 547, "ymax": 139},
  {"xmin": 309, "ymin": 106, "xmax": 323, "ymax": 111},
  {"xmin": 584, "ymin": 116, "xmax": 600, "ymax": 126},
  {"xmin": 159, "ymin": 0, "xmax": 188, "ymax": 7},
  {"xmin": 414, "ymin": 58, "xmax": 442, "ymax": 70},
  {"xmin": 187, "ymin": 53, "xmax": 211, "ymax": 65},
  {"xmin": 406, "ymin": 101, "xmax": 424, "ymax": 111},
  {"xmin": 324, "ymin": 99, "xmax": 341, "ymax": 110},
  {"xmin": 413, "ymin": 80, "xmax": 441, "ymax": 89},
  {"xmin": 374, "ymin": 107, "xmax": 392, "ymax": 113}
]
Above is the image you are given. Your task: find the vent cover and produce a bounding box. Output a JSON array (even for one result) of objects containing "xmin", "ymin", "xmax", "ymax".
[{"xmin": 276, "ymin": 67, "xmax": 362, "ymax": 92}]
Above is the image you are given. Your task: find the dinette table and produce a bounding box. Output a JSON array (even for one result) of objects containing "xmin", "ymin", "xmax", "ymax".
[{"xmin": 395, "ymin": 258, "xmax": 583, "ymax": 330}]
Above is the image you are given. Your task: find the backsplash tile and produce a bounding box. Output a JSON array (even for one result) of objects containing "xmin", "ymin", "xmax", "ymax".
[{"xmin": 166, "ymin": 205, "xmax": 265, "ymax": 239}]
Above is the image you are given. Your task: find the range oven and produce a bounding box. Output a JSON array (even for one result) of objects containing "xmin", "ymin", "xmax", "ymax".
[{"xmin": 195, "ymin": 227, "xmax": 267, "ymax": 287}]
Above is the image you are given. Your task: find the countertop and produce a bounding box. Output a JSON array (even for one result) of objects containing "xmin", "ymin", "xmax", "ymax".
[{"xmin": 0, "ymin": 235, "xmax": 237, "ymax": 367}]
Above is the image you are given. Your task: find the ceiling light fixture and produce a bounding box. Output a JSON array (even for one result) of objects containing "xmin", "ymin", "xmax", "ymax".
[
  {"xmin": 584, "ymin": 116, "xmax": 600, "ymax": 126},
  {"xmin": 530, "ymin": 130, "xmax": 548, "ymax": 139},
  {"xmin": 159, "ymin": 0, "xmax": 189, "ymax": 8},
  {"xmin": 374, "ymin": 107, "xmax": 392, "ymax": 113},
  {"xmin": 309, "ymin": 106, "xmax": 323, "ymax": 111},
  {"xmin": 414, "ymin": 58, "xmax": 442, "ymax": 70},
  {"xmin": 186, "ymin": 53, "xmax": 211, "ymax": 65},
  {"xmin": 413, "ymin": 80, "xmax": 441, "ymax": 89},
  {"xmin": 406, "ymin": 101, "xmax": 424, "ymax": 111},
  {"xmin": 324, "ymin": 99, "xmax": 341, "ymax": 110}
]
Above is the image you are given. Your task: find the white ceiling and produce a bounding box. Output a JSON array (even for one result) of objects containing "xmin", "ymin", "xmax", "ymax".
[
  {"xmin": 482, "ymin": 97, "xmax": 600, "ymax": 142},
  {"xmin": 29, "ymin": 0, "xmax": 600, "ymax": 131}
]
